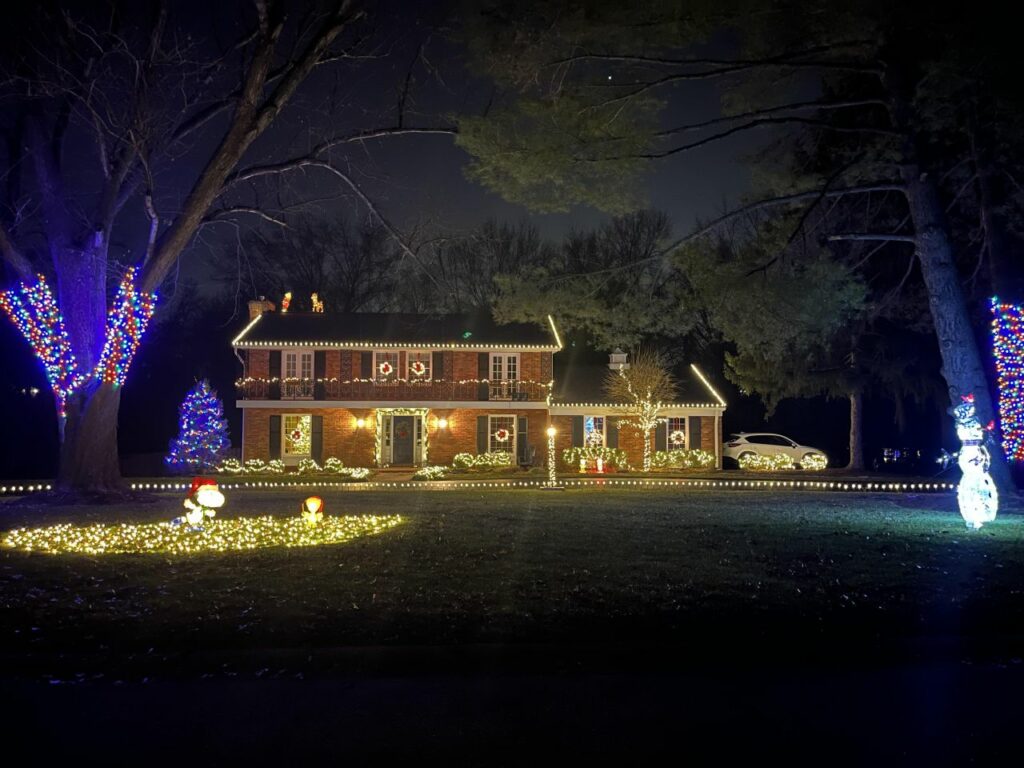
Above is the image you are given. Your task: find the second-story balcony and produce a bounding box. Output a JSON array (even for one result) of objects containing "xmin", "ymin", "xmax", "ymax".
[{"xmin": 236, "ymin": 377, "xmax": 550, "ymax": 403}]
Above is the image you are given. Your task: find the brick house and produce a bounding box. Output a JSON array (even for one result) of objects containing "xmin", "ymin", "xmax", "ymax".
[{"xmin": 233, "ymin": 300, "xmax": 726, "ymax": 469}]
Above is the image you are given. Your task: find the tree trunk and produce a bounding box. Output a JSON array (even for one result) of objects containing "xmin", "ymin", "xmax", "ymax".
[
  {"xmin": 845, "ymin": 391, "xmax": 864, "ymax": 471},
  {"xmin": 57, "ymin": 384, "xmax": 123, "ymax": 493},
  {"xmin": 901, "ymin": 166, "xmax": 1015, "ymax": 495}
]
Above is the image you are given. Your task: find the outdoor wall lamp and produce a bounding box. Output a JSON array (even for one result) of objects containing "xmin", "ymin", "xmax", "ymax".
[
  {"xmin": 355, "ymin": 418, "xmax": 366, "ymax": 429},
  {"xmin": 546, "ymin": 426, "xmax": 556, "ymax": 438},
  {"xmin": 437, "ymin": 418, "xmax": 449, "ymax": 430}
]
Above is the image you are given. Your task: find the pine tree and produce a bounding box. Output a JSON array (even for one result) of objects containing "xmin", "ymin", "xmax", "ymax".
[{"xmin": 166, "ymin": 380, "xmax": 231, "ymax": 473}]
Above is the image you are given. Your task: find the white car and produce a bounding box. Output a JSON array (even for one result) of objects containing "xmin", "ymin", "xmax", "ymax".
[{"xmin": 724, "ymin": 432, "xmax": 827, "ymax": 468}]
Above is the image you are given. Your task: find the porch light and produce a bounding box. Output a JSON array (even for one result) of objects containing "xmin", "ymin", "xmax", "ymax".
[
  {"xmin": 437, "ymin": 418, "xmax": 449, "ymax": 430},
  {"xmin": 546, "ymin": 426, "xmax": 556, "ymax": 438},
  {"xmin": 355, "ymin": 417, "xmax": 366, "ymax": 429}
]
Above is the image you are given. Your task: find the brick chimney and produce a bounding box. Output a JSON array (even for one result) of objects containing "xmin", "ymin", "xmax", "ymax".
[
  {"xmin": 608, "ymin": 349, "xmax": 629, "ymax": 371},
  {"xmin": 248, "ymin": 296, "xmax": 276, "ymax": 320}
]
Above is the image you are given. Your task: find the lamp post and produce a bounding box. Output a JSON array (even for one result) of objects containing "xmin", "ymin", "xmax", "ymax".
[{"xmin": 545, "ymin": 425, "xmax": 561, "ymax": 489}]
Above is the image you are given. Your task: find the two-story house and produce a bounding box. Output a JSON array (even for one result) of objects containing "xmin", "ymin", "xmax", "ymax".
[{"xmin": 232, "ymin": 299, "xmax": 726, "ymax": 469}]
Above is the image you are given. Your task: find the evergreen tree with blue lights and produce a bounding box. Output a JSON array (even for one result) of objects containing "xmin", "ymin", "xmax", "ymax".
[{"xmin": 166, "ymin": 380, "xmax": 230, "ymax": 473}]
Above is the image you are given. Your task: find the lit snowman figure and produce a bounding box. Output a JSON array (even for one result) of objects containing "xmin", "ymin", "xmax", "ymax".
[
  {"xmin": 953, "ymin": 394, "xmax": 998, "ymax": 530},
  {"xmin": 175, "ymin": 477, "xmax": 225, "ymax": 529}
]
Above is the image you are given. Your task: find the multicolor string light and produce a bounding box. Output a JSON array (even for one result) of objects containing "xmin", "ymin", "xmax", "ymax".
[
  {"xmin": 0, "ymin": 274, "xmax": 86, "ymax": 417},
  {"xmin": 991, "ymin": 297, "xmax": 1024, "ymax": 461},
  {"xmin": 165, "ymin": 380, "xmax": 231, "ymax": 472},
  {"xmin": 94, "ymin": 267, "xmax": 157, "ymax": 387}
]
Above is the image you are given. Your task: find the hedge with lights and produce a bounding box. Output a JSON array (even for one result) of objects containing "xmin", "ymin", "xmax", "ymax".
[
  {"xmin": 738, "ymin": 453, "xmax": 797, "ymax": 472},
  {"xmin": 561, "ymin": 446, "xmax": 630, "ymax": 470},
  {"xmin": 452, "ymin": 452, "xmax": 513, "ymax": 470},
  {"xmin": 649, "ymin": 449, "xmax": 716, "ymax": 470}
]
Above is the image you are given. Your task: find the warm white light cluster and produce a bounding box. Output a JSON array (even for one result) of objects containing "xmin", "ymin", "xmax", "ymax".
[
  {"xmin": 739, "ymin": 453, "xmax": 797, "ymax": 472},
  {"xmin": 2, "ymin": 514, "xmax": 403, "ymax": 555},
  {"xmin": 1, "ymin": 484, "xmax": 53, "ymax": 495}
]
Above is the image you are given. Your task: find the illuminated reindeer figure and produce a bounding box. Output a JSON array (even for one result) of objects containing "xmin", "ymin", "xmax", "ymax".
[{"xmin": 953, "ymin": 394, "xmax": 998, "ymax": 529}]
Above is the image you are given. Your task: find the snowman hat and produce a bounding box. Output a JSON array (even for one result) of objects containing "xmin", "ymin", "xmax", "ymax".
[{"xmin": 189, "ymin": 477, "xmax": 218, "ymax": 496}]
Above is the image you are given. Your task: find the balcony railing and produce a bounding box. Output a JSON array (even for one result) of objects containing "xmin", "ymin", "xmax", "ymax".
[{"xmin": 236, "ymin": 378, "xmax": 550, "ymax": 403}]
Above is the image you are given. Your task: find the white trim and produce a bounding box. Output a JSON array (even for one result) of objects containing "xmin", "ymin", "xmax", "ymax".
[
  {"xmin": 283, "ymin": 348, "xmax": 313, "ymax": 380},
  {"xmin": 234, "ymin": 340, "xmax": 559, "ymax": 352},
  {"xmin": 236, "ymin": 400, "xmax": 550, "ymax": 410},
  {"xmin": 550, "ymin": 404, "xmax": 723, "ymax": 416}
]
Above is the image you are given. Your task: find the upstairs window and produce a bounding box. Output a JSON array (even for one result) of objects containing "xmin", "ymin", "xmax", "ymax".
[
  {"xmin": 373, "ymin": 351, "xmax": 399, "ymax": 382},
  {"xmin": 284, "ymin": 350, "xmax": 312, "ymax": 380},
  {"xmin": 407, "ymin": 351, "xmax": 432, "ymax": 379}
]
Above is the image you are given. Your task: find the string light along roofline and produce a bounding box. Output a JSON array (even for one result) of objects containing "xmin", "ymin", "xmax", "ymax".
[
  {"xmin": 230, "ymin": 310, "xmax": 563, "ymax": 351},
  {"xmin": 690, "ymin": 364, "xmax": 727, "ymax": 407}
]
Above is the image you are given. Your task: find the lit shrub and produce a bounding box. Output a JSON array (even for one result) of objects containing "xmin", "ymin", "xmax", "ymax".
[
  {"xmin": 217, "ymin": 458, "xmax": 244, "ymax": 475},
  {"xmin": 738, "ymin": 453, "xmax": 796, "ymax": 472},
  {"xmin": 452, "ymin": 452, "xmax": 513, "ymax": 470},
  {"xmin": 413, "ymin": 465, "xmax": 448, "ymax": 481},
  {"xmin": 650, "ymin": 449, "xmax": 716, "ymax": 470},
  {"xmin": 324, "ymin": 457, "xmax": 345, "ymax": 473},
  {"xmin": 338, "ymin": 467, "xmax": 371, "ymax": 481},
  {"xmin": 561, "ymin": 446, "xmax": 630, "ymax": 470},
  {"xmin": 297, "ymin": 458, "xmax": 322, "ymax": 474},
  {"xmin": 266, "ymin": 460, "xmax": 285, "ymax": 474},
  {"xmin": 800, "ymin": 453, "xmax": 828, "ymax": 471}
]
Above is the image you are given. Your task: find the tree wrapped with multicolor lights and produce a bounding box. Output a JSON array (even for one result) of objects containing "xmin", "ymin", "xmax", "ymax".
[
  {"xmin": 991, "ymin": 298, "xmax": 1024, "ymax": 462},
  {"xmin": 165, "ymin": 381, "xmax": 231, "ymax": 473}
]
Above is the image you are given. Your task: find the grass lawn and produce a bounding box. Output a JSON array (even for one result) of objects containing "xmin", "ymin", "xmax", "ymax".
[{"xmin": 2, "ymin": 487, "xmax": 1023, "ymax": 680}]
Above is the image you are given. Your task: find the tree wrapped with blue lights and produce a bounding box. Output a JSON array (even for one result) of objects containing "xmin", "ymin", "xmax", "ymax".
[{"xmin": 165, "ymin": 381, "xmax": 231, "ymax": 473}]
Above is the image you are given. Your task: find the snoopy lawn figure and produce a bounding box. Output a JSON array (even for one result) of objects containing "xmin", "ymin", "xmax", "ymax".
[
  {"xmin": 176, "ymin": 477, "xmax": 225, "ymax": 529},
  {"xmin": 953, "ymin": 394, "xmax": 998, "ymax": 530},
  {"xmin": 301, "ymin": 495, "xmax": 324, "ymax": 525}
]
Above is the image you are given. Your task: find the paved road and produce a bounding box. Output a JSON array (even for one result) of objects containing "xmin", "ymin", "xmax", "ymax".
[{"xmin": 4, "ymin": 650, "xmax": 1022, "ymax": 764}]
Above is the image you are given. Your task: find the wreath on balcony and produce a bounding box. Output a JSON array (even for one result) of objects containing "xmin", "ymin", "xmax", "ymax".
[
  {"xmin": 493, "ymin": 428, "xmax": 511, "ymax": 443},
  {"xmin": 378, "ymin": 361, "xmax": 394, "ymax": 376},
  {"xmin": 669, "ymin": 429, "xmax": 686, "ymax": 446},
  {"xmin": 410, "ymin": 360, "xmax": 427, "ymax": 376}
]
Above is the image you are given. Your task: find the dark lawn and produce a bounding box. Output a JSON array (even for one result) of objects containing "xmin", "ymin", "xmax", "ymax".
[
  {"xmin": 4, "ymin": 487, "xmax": 1024, "ymax": 763},
  {"xmin": 2, "ymin": 487, "xmax": 1022, "ymax": 678}
]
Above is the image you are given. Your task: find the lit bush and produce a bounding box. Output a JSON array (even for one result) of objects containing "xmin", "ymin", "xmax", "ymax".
[
  {"xmin": 738, "ymin": 453, "xmax": 796, "ymax": 472},
  {"xmin": 266, "ymin": 460, "xmax": 285, "ymax": 474},
  {"xmin": 452, "ymin": 452, "xmax": 513, "ymax": 470},
  {"xmin": 297, "ymin": 458, "xmax": 322, "ymax": 474},
  {"xmin": 800, "ymin": 453, "xmax": 828, "ymax": 471},
  {"xmin": 413, "ymin": 465, "xmax": 448, "ymax": 481},
  {"xmin": 324, "ymin": 457, "xmax": 345, "ymax": 473},
  {"xmin": 650, "ymin": 449, "xmax": 716, "ymax": 470},
  {"xmin": 217, "ymin": 458, "xmax": 244, "ymax": 475},
  {"xmin": 561, "ymin": 446, "xmax": 630, "ymax": 470},
  {"xmin": 338, "ymin": 467, "xmax": 371, "ymax": 481}
]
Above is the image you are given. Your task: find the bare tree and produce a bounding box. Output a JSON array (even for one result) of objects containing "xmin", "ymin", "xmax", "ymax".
[
  {"xmin": 0, "ymin": 1, "xmax": 457, "ymax": 494},
  {"xmin": 604, "ymin": 349, "xmax": 677, "ymax": 472}
]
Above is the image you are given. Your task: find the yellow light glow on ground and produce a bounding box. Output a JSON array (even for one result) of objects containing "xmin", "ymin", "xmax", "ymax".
[{"xmin": 2, "ymin": 514, "xmax": 403, "ymax": 556}]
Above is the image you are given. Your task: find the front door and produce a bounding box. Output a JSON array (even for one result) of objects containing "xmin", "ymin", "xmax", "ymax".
[{"xmin": 392, "ymin": 415, "xmax": 415, "ymax": 465}]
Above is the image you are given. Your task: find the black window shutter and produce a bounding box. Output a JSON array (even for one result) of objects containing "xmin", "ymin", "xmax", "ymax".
[
  {"xmin": 606, "ymin": 418, "xmax": 618, "ymax": 448},
  {"xmin": 477, "ymin": 415, "xmax": 488, "ymax": 453},
  {"xmin": 268, "ymin": 351, "xmax": 281, "ymax": 399},
  {"xmin": 269, "ymin": 415, "xmax": 282, "ymax": 459},
  {"xmin": 314, "ymin": 351, "xmax": 326, "ymax": 398},
  {"xmin": 517, "ymin": 416, "xmax": 528, "ymax": 463},
  {"xmin": 571, "ymin": 416, "xmax": 584, "ymax": 447},
  {"xmin": 311, "ymin": 415, "xmax": 324, "ymax": 462},
  {"xmin": 432, "ymin": 351, "xmax": 444, "ymax": 380},
  {"xmin": 655, "ymin": 422, "xmax": 667, "ymax": 451},
  {"xmin": 477, "ymin": 352, "xmax": 489, "ymax": 400},
  {"xmin": 360, "ymin": 351, "xmax": 373, "ymax": 379},
  {"xmin": 688, "ymin": 417, "xmax": 702, "ymax": 451}
]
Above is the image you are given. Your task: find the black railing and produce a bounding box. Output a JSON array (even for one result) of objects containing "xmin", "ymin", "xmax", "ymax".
[{"xmin": 236, "ymin": 378, "xmax": 549, "ymax": 402}]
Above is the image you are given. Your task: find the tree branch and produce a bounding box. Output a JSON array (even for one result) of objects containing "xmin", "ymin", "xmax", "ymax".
[
  {"xmin": 0, "ymin": 220, "xmax": 34, "ymax": 280},
  {"xmin": 826, "ymin": 233, "xmax": 917, "ymax": 243}
]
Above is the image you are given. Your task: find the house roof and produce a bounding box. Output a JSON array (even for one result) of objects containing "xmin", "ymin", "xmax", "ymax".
[
  {"xmin": 232, "ymin": 311, "xmax": 561, "ymax": 350},
  {"xmin": 552, "ymin": 361, "xmax": 726, "ymax": 409}
]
